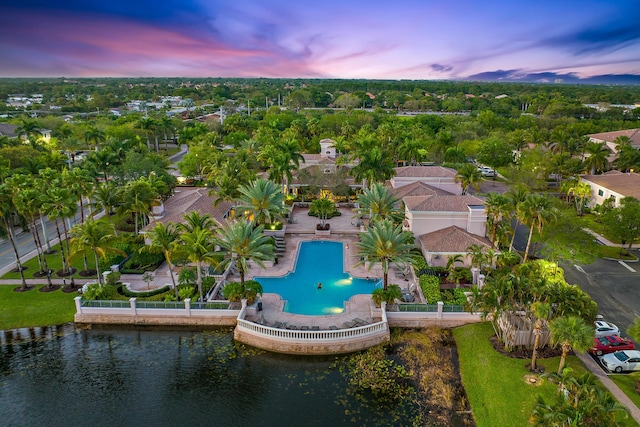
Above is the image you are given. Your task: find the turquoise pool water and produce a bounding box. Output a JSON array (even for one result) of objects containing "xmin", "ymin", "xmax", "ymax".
[{"xmin": 255, "ymin": 240, "xmax": 379, "ymax": 315}]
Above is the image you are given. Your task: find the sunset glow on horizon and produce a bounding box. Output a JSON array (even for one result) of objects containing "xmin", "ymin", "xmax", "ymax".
[{"xmin": 1, "ymin": 1, "xmax": 639, "ymax": 82}]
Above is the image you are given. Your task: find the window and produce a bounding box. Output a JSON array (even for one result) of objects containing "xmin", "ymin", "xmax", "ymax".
[{"xmin": 598, "ymin": 189, "xmax": 604, "ymax": 196}]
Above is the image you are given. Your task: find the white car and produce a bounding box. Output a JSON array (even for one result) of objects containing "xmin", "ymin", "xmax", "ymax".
[
  {"xmin": 594, "ymin": 320, "xmax": 619, "ymax": 337},
  {"xmin": 477, "ymin": 166, "xmax": 496, "ymax": 177},
  {"xmin": 601, "ymin": 350, "xmax": 640, "ymax": 373}
]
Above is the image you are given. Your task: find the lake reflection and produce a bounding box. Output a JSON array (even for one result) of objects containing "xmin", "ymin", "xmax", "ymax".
[{"xmin": 0, "ymin": 325, "xmax": 419, "ymax": 426}]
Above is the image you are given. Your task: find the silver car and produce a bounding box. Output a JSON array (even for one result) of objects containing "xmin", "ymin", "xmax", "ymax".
[
  {"xmin": 594, "ymin": 320, "xmax": 619, "ymax": 338},
  {"xmin": 601, "ymin": 350, "xmax": 640, "ymax": 373}
]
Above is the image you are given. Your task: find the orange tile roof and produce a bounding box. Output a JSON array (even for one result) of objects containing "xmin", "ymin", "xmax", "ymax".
[
  {"xmin": 418, "ymin": 226, "xmax": 492, "ymax": 252},
  {"xmin": 403, "ymin": 194, "xmax": 485, "ymax": 212},
  {"xmin": 391, "ymin": 181, "xmax": 453, "ymax": 198},
  {"xmin": 145, "ymin": 187, "xmax": 233, "ymax": 231},
  {"xmin": 581, "ymin": 171, "xmax": 640, "ymax": 200},
  {"xmin": 394, "ymin": 165, "xmax": 457, "ymax": 178}
]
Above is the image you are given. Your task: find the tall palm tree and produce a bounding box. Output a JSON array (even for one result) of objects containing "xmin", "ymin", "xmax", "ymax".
[
  {"xmin": 83, "ymin": 125, "xmax": 105, "ymax": 151},
  {"xmin": 356, "ymin": 219, "xmax": 416, "ymax": 290},
  {"xmin": 69, "ymin": 219, "xmax": 123, "ymax": 286},
  {"xmin": 119, "ymin": 179, "xmax": 157, "ymax": 234},
  {"xmin": 484, "ymin": 193, "xmax": 511, "ymax": 247},
  {"xmin": 455, "ymin": 163, "xmax": 483, "ymax": 195},
  {"xmin": 530, "ymin": 301, "xmax": 551, "ymax": 371},
  {"xmin": 63, "ymin": 167, "xmax": 95, "ymax": 223},
  {"xmin": 176, "ymin": 227, "xmax": 216, "ymax": 302},
  {"xmin": 179, "ymin": 211, "xmax": 216, "ymax": 233},
  {"xmin": 0, "ymin": 184, "xmax": 28, "ymax": 289},
  {"xmin": 518, "ymin": 193, "xmax": 556, "ymax": 262},
  {"xmin": 15, "ymin": 118, "xmax": 42, "ymax": 148},
  {"xmin": 91, "ymin": 183, "xmax": 122, "ymax": 224},
  {"xmin": 214, "ymin": 220, "xmax": 275, "ymax": 291},
  {"xmin": 142, "ymin": 223, "xmax": 180, "ymax": 299},
  {"xmin": 549, "ymin": 316, "xmax": 594, "ymax": 375},
  {"xmin": 136, "ymin": 116, "xmax": 158, "ymax": 152},
  {"xmin": 356, "ymin": 182, "xmax": 403, "ymax": 225},
  {"xmin": 567, "ymin": 182, "xmax": 591, "ymax": 216},
  {"xmin": 41, "ymin": 186, "xmax": 78, "ymax": 286},
  {"xmin": 582, "ymin": 141, "xmax": 610, "ymax": 175},
  {"xmin": 350, "ymin": 145, "xmax": 395, "ymax": 189},
  {"xmin": 506, "ymin": 184, "xmax": 530, "ymax": 252},
  {"xmin": 235, "ymin": 178, "xmax": 286, "ymax": 226}
]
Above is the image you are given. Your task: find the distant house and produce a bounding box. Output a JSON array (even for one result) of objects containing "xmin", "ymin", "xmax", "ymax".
[
  {"xmin": 387, "ymin": 167, "xmax": 489, "ymax": 267},
  {"xmin": 580, "ymin": 171, "xmax": 640, "ymax": 208},
  {"xmin": 0, "ymin": 123, "xmax": 18, "ymax": 138},
  {"xmin": 391, "ymin": 166, "xmax": 461, "ymax": 195},
  {"xmin": 143, "ymin": 187, "xmax": 234, "ymax": 233},
  {"xmin": 588, "ymin": 129, "xmax": 640, "ymax": 153}
]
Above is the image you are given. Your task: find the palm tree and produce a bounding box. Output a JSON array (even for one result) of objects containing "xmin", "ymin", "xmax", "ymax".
[
  {"xmin": 41, "ymin": 186, "xmax": 78, "ymax": 286},
  {"xmin": 136, "ymin": 116, "xmax": 157, "ymax": 152},
  {"xmin": 518, "ymin": 194, "xmax": 556, "ymax": 262},
  {"xmin": 506, "ymin": 184, "xmax": 529, "ymax": 252},
  {"xmin": 214, "ymin": 220, "xmax": 275, "ymax": 291},
  {"xmin": 176, "ymin": 227, "xmax": 216, "ymax": 302},
  {"xmin": 484, "ymin": 193, "xmax": 511, "ymax": 247},
  {"xmin": 91, "ymin": 183, "xmax": 122, "ymax": 224},
  {"xmin": 0, "ymin": 184, "xmax": 28, "ymax": 290},
  {"xmin": 15, "ymin": 119, "xmax": 42, "ymax": 148},
  {"xmin": 356, "ymin": 219, "xmax": 416, "ymax": 291},
  {"xmin": 549, "ymin": 316, "xmax": 593, "ymax": 375},
  {"xmin": 583, "ymin": 141, "xmax": 610, "ymax": 175},
  {"xmin": 530, "ymin": 301, "xmax": 551, "ymax": 371},
  {"xmin": 310, "ymin": 197, "xmax": 334, "ymax": 229},
  {"xmin": 179, "ymin": 211, "xmax": 216, "ymax": 233},
  {"xmin": 69, "ymin": 219, "xmax": 123, "ymax": 286},
  {"xmin": 83, "ymin": 125, "xmax": 105, "ymax": 151},
  {"xmin": 142, "ymin": 223, "xmax": 180, "ymax": 299},
  {"xmin": 567, "ymin": 182, "xmax": 591, "ymax": 216},
  {"xmin": 63, "ymin": 167, "xmax": 96, "ymax": 223},
  {"xmin": 356, "ymin": 182, "xmax": 403, "ymax": 225},
  {"xmin": 350, "ymin": 146, "xmax": 396, "ymax": 189},
  {"xmin": 235, "ymin": 179, "xmax": 286, "ymax": 226},
  {"xmin": 119, "ymin": 179, "xmax": 158, "ymax": 234},
  {"xmin": 455, "ymin": 163, "xmax": 483, "ymax": 195}
]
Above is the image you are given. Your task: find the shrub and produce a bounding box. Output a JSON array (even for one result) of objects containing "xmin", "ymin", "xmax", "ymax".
[
  {"xmin": 117, "ymin": 284, "xmax": 171, "ymax": 298},
  {"xmin": 123, "ymin": 251, "xmax": 164, "ymax": 271},
  {"xmin": 178, "ymin": 267, "xmax": 197, "ymax": 286},
  {"xmin": 441, "ymin": 288, "xmax": 468, "ymax": 305},
  {"xmin": 82, "ymin": 283, "xmax": 125, "ymax": 300},
  {"xmin": 105, "ymin": 271, "xmax": 121, "ymax": 286},
  {"xmin": 372, "ymin": 285, "xmax": 402, "ymax": 306},
  {"xmin": 222, "ymin": 280, "xmax": 262, "ymax": 304},
  {"xmin": 419, "ymin": 275, "xmax": 441, "ymax": 303}
]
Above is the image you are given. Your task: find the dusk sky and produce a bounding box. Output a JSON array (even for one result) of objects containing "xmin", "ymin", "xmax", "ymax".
[{"xmin": 1, "ymin": 0, "xmax": 640, "ymax": 82}]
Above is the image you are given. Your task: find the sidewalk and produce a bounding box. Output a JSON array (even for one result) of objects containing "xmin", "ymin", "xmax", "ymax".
[
  {"xmin": 577, "ymin": 352, "xmax": 640, "ymax": 423},
  {"xmin": 585, "ymin": 229, "xmax": 640, "ymax": 250}
]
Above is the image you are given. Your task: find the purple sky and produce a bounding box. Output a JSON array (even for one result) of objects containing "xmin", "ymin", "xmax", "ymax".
[{"xmin": 1, "ymin": 0, "xmax": 639, "ymax": 81}]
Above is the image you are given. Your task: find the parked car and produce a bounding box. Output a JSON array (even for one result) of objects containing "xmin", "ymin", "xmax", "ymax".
[
  {"xmin": 477, "ymin": 166, "xmax": 496, "ymax": 177},
  {"xmin": 601, "ymin": 350, "xmax": 640, "ymax": 373},
  {"xmin": 594, "ymin": 320, "xmax": 619, "ymax": 337},
  {"xmin": 589, "ymin": 335, "xmax": 635, "ymax": 356}
]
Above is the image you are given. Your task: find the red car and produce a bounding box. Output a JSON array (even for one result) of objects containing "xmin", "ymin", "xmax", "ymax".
[{"xmin": 589, "ymin": 335, "xmax": 635, "ymax": 356}]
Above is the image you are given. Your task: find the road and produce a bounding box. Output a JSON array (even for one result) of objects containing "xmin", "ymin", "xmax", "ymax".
[
  {"xmin": 562, "ymin": 255, "xmax": 640, "ymax": 342},
  {"xmin": 0, "ymin": 206, "xmax": 92, "ymax": 276}
]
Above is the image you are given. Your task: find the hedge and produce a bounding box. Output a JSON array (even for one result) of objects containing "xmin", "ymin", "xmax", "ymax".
[
  {"xmin": 419, "ymin": 275, "xmax": 441, "ymax": 303},
  {"xmin": 117, "ymin": 284, "xmax": 171, "ymax": 298}
]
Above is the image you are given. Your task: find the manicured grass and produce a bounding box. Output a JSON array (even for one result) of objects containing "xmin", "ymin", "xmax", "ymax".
[
  {"xmin": 0, "ymin": 285, "xmax": 77, "ymax": 330},
  {"xmin": 600, "ymin": 245, "xmax": 639, "ymax": 260},
  {"xmin": 452, "ymin": 322, "xmax": 639, "ymax": 427},
  {"xmin": 1, "ymin": 242, "xmax": 98, "ymax": 280},
  {"xmin": 611, "ymin": 375, "xmax": 640, "ymax": 410}
]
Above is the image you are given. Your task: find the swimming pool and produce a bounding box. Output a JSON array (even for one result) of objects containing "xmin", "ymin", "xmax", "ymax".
[{"xmin": 255, "ymin": 240, "xmax": 379, "ymax": 315}]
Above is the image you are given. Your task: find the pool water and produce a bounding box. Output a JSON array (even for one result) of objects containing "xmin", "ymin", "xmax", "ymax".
[{"xmin": 255, "ymin": 240, "xmax": 379, "ymax": 315}]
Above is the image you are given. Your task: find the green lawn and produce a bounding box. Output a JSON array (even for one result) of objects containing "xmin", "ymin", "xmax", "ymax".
[
  {"xmin": 0, "ymin": 285, "xmax": 77, "ymax": 330},
  {"xmin": 600, "ymin": 245, "xmax": 639, "ymax": 260},
  {"xmin": 611, "ymin": 375, "xmax": 640, "ymax": 410},
  {"xmin": 1, "ymin": 242, "xmax": 98, "ymax": 280},
  {"xmin": 453, "ymin": 322, "xmax": 638, "ymax": 427}
]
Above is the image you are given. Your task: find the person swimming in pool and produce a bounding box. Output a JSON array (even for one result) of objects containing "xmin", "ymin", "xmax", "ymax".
[{"xmin": 317, "ymin": 282, "xmax": 322, "ymax": 289}]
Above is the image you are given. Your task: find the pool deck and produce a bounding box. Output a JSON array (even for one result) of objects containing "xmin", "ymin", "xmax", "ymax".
[{"xmin": 229, "ymin": 206, "xmax": 415, "ymax": 329}]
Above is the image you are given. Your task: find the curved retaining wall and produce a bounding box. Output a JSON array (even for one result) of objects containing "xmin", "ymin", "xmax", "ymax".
[{"xmin": 234, "ymin": 319, "xmax": 390, "ymax": 355}]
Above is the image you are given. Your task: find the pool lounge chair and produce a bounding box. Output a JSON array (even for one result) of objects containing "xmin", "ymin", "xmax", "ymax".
[
  {"xmin": 300, "ymin": 326, "xmax": 309, "ymax": 331},
  {"xmin": 343, "ymin": 320, "xmax": 356, "ymax": 328},
  {"xmin": 328, "ymin": 326, "xmax": 339, "ymax": 330},
  {"xmin": 286, "ymin": 324, "xmax": 298, "ymax": 330}
]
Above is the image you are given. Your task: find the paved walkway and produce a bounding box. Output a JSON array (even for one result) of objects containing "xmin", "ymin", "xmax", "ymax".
[{"xmin": 577, "ymin": 353, "xmax": 640, "ymax": 423}]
